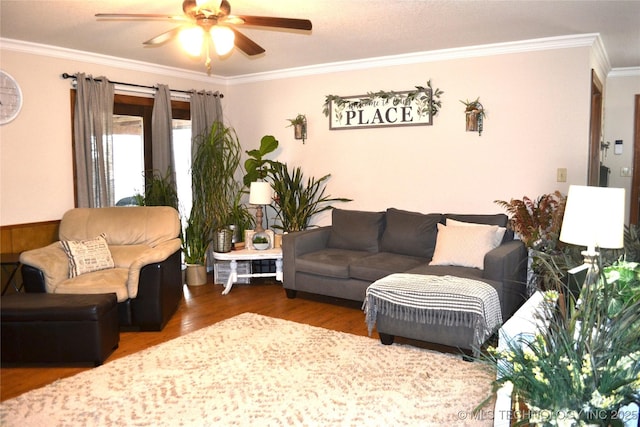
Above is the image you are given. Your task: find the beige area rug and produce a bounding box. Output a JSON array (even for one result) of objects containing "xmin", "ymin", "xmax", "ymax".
[{"xmin": 1, "ymin": 313, "xmax": 495, "ymax": 426}]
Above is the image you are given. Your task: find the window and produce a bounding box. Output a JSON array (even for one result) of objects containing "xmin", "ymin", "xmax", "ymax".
[{"xmin": 72, "ymin": 92, "xmax": 192, "ymax": 219}]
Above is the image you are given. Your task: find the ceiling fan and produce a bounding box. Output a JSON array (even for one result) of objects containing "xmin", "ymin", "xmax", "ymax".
[{"xmin": 96, "ymin": 0, "xmax": 312, "ymax": 73}]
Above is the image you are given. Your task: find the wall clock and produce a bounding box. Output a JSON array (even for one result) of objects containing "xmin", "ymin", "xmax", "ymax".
[{"xmin": 0, "ymin": 70, "xmax": 23, "ymax": 125}]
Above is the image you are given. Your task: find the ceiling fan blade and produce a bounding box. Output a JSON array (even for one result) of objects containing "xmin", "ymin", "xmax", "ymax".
[
  {"xmin": 143, "ymin": 27, "xmax": 183, "ymax": 45},
  {"xmin": 237, "ymin": 16, "xmax": 312, "ymax": 31},
  {"xmin": 219, "ymin": 15, "xmax": 245, "ymax": 25},
  {"xmin": 95, "ymin": 13, "xmax": 188, "ymax": 21},
  {"xmin": 231, "ymin": 29, "xmax": 265, "ymax": 56}
]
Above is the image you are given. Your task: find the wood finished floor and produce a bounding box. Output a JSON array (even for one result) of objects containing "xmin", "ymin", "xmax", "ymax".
[
  {"xmin": 0, "ymin": 276, "xmax": 457, "ymax": 402},
  {"xmin": 0, "ymin": 277, "xmax": 365, "ymax": 402}
]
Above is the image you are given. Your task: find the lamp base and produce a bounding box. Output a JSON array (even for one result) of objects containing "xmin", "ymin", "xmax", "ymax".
[
  {"xmin": 254, "ymin": 205, "xmax": 265, "ymax": 233},
  {"xmin": 580, "ymin": 250, "xmax": 600, "ymax": 274}
]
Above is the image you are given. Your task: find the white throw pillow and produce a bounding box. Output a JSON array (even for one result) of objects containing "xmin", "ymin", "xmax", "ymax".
[
  {"xmin": 60, "ymin": 233, "xmax": 115, "ymax": 278},
  {"xmin": 446, "ymin": 218, "xmax": 506, "ymax": 247},
  {"xmin": 429, "ymin": 223, "xmax": 500, "ymax": 269}
]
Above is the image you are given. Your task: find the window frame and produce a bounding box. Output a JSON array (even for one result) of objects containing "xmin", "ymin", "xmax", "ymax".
[{"xmin": 70, "ymin": 90, "xmax": 190, "ymax": 206}]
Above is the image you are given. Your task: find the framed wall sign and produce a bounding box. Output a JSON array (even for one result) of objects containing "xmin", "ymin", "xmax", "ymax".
[{"xmin": 323, "ymin": 81, "xmax": 443, "ymax": 131}]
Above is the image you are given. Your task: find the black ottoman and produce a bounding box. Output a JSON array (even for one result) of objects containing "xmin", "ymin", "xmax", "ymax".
[{"xmin": 1, "ymin": 293, "xmax": 120, "ymax": 366}]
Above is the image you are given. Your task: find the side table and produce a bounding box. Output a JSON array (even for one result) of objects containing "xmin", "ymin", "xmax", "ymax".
[
  {"xmin": 1, "ymin": 253, "xmax": 22, "ymax": 295},
  {"xmin": 212, "ymin": 248, "xmax": 283, "ymax": 295}
]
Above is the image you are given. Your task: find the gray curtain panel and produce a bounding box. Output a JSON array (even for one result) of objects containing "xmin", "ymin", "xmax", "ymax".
[
  {"xmin": 190, "ymin": 90, "xmax": 223, "ymax": 159},
  {"xmin": 73, "ymin": 73, "xmax": 115, "ymax": 208},
  {"xmin": 152, "ymin": 84, "xmax": 176, "ymax": 187}
]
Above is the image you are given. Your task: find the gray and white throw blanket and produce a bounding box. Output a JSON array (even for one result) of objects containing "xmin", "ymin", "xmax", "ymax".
[{"xmin": 363, "ymin": 273, "xmax": 503, "ymax": 352}]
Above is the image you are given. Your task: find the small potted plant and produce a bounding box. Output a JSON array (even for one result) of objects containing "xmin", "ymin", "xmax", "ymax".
[
  {"xmin": 182, "ymin": 212, "xmax": 209, "ymax": 286},
  {"xmin": 286, "ymin": 114, "xmax": 307, "ymax": 143},
  {"xmin": 252, "ymin": 233, "xmax": 270, "ymax": 250}
]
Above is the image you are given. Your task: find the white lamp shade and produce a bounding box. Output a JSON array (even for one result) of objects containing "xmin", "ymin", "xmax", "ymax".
[
  {"xmin": 249, "ymin": 181, "xmax": 272, "ymax": 205},
  {"xmin": 559, "ymin": 185, "xmax": 625, "ymax": 251},
  {"xmin": 178, "ymin": 26, "xmax": 204, "ymax": 56},
  {"xmin": 210, "ymin": 26, "xmax": 235, "ymax": 56}
]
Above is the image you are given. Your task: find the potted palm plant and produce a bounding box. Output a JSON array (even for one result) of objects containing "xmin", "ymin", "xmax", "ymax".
[{"xmin": 191, "ymin": 121, "xmax": 242, "ymax": 255}]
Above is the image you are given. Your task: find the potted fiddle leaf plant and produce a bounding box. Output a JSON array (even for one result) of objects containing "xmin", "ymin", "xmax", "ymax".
[{"xmin": 244, "ymin": 135, "xmax": 351, "ymax": 233}]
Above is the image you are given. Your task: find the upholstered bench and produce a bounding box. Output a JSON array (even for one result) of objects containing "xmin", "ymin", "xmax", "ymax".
[
  {"xmin": 363, "ymin": 273, "xmax": 503, "ymax": 356},
  {"xmin": 1, "ymin": 293, "xmax": 120, "ymax": 366}
]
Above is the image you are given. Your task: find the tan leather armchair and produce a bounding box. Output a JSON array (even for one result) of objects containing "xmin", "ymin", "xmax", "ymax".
[{"xmin": 20, "ymin": 207, "xmax": 183, "ymax": 331}]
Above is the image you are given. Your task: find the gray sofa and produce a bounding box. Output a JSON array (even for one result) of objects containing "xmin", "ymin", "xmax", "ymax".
[{"xmin": 282, "ymin": 208, "xmax": 528, "ymax": 351}]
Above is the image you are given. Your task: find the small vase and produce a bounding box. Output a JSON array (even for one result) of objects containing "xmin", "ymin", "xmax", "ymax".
[
  {"xmin": 214, "ymin": 228, "xmax": 233, "ymax": 253},
  {"xmin": 466, "ymin": 111, "xmax": 479, "ymax": 132}
]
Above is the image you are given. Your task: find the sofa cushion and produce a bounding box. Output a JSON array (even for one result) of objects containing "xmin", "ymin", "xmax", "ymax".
[
  {"xmin": 446, "ymin": 218, "xmax": 506, "ymax": 248},
  {"xmin": 350, "ymin": 252, "xmax": 427, "ymax": 282},
  {"xmin": 327, "ymin": 209, "xmax": 385, "ymax": 252},
  {"xmin": 429, "ymin": 223, "xmax": 501, "ymax": 269},
  {"xmin": 379, "ymin": 208, "xmax": 441, "ymax": 258},
  {"xmin": 60, "ymin": 233, "xmax": 115, "ymax": 278},
  {"xmin": 297, "ymin": 248, "xmax": 373, "ymax": 279},
  {"xmin": 59, "ymin": 206, "xmax": 180, "ymax": 247},
  {"xmin": 445, "ymin": 213, "xmax": 512, "ymax": 242},
  {"xmin": 55, "ymin": 267, "xmax": 129, "ymax": 302}
]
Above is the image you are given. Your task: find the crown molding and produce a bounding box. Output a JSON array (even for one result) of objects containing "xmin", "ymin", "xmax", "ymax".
[
  {"xmin": 2, "ymin": 34, "xmax": 604, "ymax": 86},
  {"xmin": 608, "ymin": 67, "xmax": 640, "ymax": 78},
  {"xmin": 591, "ymin": 34, "xmax": 612, "ymax": 76},
  {"xmin": 0, "ymin": 38, "xmax": 226, "ymax": 86},
  {"xmin": 226, "ymin": 33, "xmax": 603, "ymax": 85}
]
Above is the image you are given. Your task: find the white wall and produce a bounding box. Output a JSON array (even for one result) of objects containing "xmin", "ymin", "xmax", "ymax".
[
  {"xmin": 227, "ymin": 47, "xmax": 593, "ymax": 227},
  {"xmin": 0, "ymin": 49, "xmax": 225, "ymax": 225},
  {"xmin": 0, "ymin": 43, "xmax": 598, "ymax": 227},
  {"xmin": 603, "ymin": 71, "xmax": 640, "ymax": 224}
]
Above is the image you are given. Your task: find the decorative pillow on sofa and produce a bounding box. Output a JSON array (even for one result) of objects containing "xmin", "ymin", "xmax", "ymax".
[
  {"xmin": 445, "ymin": 213, "xmax": 512, "ymax": 242},
  {"xmin": 60, "ymin": 233, "xmax": 115, "ymax": 278},
  {"xmin": 327, "ymin": 209, "xmax": 385, "ymax": 252},
  {"xmin": 429, "ymin": 223, "xmax": 501, "ymax": 270},
  {"xmin": 380, "ymin": 208, "xmax": 442, "ymax": 258},
  {"xmin": 446, "ymin": 218, "xmax": 506, "ymax": 248}
]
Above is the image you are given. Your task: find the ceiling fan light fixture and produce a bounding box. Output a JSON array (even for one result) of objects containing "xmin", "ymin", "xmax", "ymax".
[
  {"xmin": 210, "ymin": 26, "xmax": 235, "ymax": 56},
  {"xmin": 178, "ymin": 26, "xmax": 205, "ymax": 56}
]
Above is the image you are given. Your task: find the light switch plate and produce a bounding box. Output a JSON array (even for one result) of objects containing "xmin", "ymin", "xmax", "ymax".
[{"xmin": 557, "ymin": 168, "xmax": 567, "ymax": 182}]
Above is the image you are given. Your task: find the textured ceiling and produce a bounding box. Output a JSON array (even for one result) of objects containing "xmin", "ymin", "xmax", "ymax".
[{"xmin": 1, "ymin": 0, "xmax": 639, "ymax": 78}]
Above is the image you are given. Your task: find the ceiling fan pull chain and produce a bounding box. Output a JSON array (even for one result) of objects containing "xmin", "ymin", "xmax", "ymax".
[{"xmin": 205, "ymin": 36, "xmax": 212, "ymax": 74}]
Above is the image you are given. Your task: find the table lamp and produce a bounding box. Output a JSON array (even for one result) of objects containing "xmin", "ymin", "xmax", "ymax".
[
  {"xmin": 559, "ymin": 185, "xmax": 625, "ymax": 271},
  {"xmin": 249, "ymin": 181, "xmax": 272, "ymax": 233}
]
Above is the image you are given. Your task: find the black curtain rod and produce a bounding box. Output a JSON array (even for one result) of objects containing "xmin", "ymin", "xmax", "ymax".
[{"xmin": 61, "ymin": 73, "xmax": 223, "ymax": 98}]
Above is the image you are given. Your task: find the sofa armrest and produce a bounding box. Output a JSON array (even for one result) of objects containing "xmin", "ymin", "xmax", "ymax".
[
  {"xmin": 19, "ymin": 243, "xmax": 70, "ymax": 293},
  {"xmin": 126, "ymin": 238, "xmax": 182, "ymax": 298},
  {"xmin": 282, "ymin": 227, "xmax": 331, "ymax": 290},
  {"xmin": 132, "ymin": 249, "xmax": 183, "ymax": 330},
  {"xmin": 483, "ymin": 239, "xmax": 528, "ymax": 318}
]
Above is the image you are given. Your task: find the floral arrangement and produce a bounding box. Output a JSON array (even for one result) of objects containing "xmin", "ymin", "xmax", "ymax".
[{"xmin": 481, "ymin": 261, "xmax": 640, "ymax": 426}]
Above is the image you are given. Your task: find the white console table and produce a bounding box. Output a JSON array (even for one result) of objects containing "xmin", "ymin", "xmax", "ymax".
[{"xmin": 212, "ymin": 248, "xmax": 283, "ymax": 295}]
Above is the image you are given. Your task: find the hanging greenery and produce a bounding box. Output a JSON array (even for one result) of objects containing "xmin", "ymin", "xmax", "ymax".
[{"xmin": 322, "ymin": 79, "xmax": 443, "ymax": 118}]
